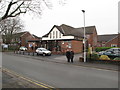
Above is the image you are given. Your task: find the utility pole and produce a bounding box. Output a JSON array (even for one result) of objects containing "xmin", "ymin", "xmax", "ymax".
[{"xmin": 82, "ymin": 10, "xmax": 86, "ymax": 62}]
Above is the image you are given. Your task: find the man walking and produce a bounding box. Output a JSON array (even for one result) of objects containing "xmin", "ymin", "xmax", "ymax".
[
  {"xmin": 70, "ymin": 49, "xmax": 74, "ymax": 63},
  {"xmin": 66, "ymin": 49, "xmax": 71, "ymax": 62}
]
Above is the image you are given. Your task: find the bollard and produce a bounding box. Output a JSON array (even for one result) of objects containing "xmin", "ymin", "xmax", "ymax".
[
  {"xmin": 23, "ymin": 51, "xmax": 24, "ymax": 55},
  {"xmin": 28, "ymin": 52, "xmax": 30, "ymax": 55},
  {"xmin": 33, "ymin": 52, "xmax": 34, "ymax": 56}
]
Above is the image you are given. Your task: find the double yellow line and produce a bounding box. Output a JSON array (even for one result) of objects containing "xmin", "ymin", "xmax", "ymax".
[{"xmin": 1, "ymin": 67, "xmax": 57, "ymax": 90}]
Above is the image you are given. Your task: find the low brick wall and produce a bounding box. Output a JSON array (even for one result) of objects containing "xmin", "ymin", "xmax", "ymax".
[
  {"xmin": 87, "ymin": 58, "xmax": 120, "ymax": 65},
  {"xmin": 79, "ymin": 57, "xmax": 120, "ymax": 65}
]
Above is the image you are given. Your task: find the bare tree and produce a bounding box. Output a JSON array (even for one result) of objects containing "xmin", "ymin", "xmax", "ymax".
[
  {"xmin": 0, "ymin": 0, "xmax": 66, "ymax": 22},
  {"xmin": 0, "ymin": 17, "xmax": 24, "ymax": 44},
  {"xmin": 0, "ymin": 0, "xmax": 52, "ymax": 21},
  {"xmin": 0, "ymin": 17, "xmax": 24, "ymax": 34}
]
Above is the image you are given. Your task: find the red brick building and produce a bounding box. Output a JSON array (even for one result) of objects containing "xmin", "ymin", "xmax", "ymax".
[
  {"xmin": 27, "ymin": 34, "xmax": 41, "ymax": 51},
  {"xmin": 42, "ymin": 24, "xmax": 97, "ymax": 54},
  {"xmin": 97, "ymin": 34, "xmax": 120, "ymax": 47},
  {"xmin": 2, "ymin": 31, "xmax": 38, "ymax": 48},
  {"xmin": 19, "ymin": 32, "xmax": 35, "ymax": 47}
]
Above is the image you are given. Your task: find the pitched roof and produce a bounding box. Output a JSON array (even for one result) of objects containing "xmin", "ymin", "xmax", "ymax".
[
  {"xmin": 98, "ymin": 34, "xmax": 118, "ymax": 42},
  {"xmin": 43, "ymin": 24, "xmax": 96, "ymax": 38},
  {"xmin": 2, "ymin": 31, "xmax": 28, "ymax": 38},
  {"xmin": 32, "ymin": 34, "xmax": 41, "ymax": 39},
  {"xmin": 56, "ymin": 24, "xmax": 84, "ymax": 37},
  {"xmin": 12, "ymin": 31, "xmax": 28, "ymax": 38}
]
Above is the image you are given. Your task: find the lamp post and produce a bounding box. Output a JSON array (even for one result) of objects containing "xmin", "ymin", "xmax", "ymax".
[{"xmin": 82, "ymin": 10, "xmax": 86, "ymax": 62}]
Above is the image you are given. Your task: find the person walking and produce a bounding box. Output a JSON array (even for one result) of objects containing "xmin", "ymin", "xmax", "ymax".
[
  {"xmin": 70, "ymin": 49, "xmax": 74, "ymax": 63},
  {"xmin": 66, "ymin": 49, "xmax": 71, "ymax": 62}
]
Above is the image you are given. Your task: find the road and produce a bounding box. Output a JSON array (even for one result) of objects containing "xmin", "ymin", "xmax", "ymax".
[{"xmin": 2, "ymin": 53, "xmax": 118, "ymax": 88}]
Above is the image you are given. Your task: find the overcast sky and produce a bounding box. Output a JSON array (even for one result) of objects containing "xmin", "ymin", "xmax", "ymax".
[{"xmin": 21, "ymin": 0, "xmax": 119, "ymax": 37}]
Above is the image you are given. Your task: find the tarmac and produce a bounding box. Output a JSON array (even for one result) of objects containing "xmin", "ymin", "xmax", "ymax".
[
  {"xmin": 1, "ymin": 52, "xmax": 119, "ymax": 88},
  {"xmin": 2, "ymin": 69, "xmax": 42, "ymax": 88},
  {"xmin": 6, "ymin": 52, "xmax": 119, "ymax": 71},
  {"xmin": 42, "ymin": 54, "xmax": 119, "ymax": 71}
]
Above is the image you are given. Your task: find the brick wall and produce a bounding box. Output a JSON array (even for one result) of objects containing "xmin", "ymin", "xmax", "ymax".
[
  {"xmin": 92, "ymin": 30, "xmax": 98, "ymax": 48},
  {"xmin": 87, "ymin": 29, "xmax": 97, "ymax": 50},
  {"xmin": 60, "ymin": 40, "xmax": 83, "ymax": 54},
  {"xmin": 105, "ymin": 36, "xmax": 119, "ymax": 47},
  {"xmin": 71, "ymin": 40, "xmax": 83, "ymax": 53},
  {"xmin": 20, "ymin": 32, "xmax": 35, "ymax": 47},
  {"xmin": 97, "ymin": 41, "xmax": 106, "ymax": 47}
]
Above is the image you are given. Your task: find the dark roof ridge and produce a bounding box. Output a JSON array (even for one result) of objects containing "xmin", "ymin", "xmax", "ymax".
[
  {"xmin": 42, "ymin": 24, "xmax": 96, "ymax": 37},
  {"xmin": 13, "ymin": 31, "xmax": 28, "ymax": 35},
  {"xmin": 98, "ymin": 34, "xmax": 118, "ymax": 36},
  {"xmin": 60, "ymin": 24, "xmax": 75, "ymax": 29},
  {"xmin": 75, "ymin": 25, "xmax": 95, "ymax": 29}
]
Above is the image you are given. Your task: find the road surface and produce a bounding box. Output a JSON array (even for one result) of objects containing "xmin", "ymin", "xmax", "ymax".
[{"xmin": 2, "ymin": 53, "xmax": 118, "ymax": 88}]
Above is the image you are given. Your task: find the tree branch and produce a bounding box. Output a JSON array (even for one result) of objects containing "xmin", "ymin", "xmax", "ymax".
[
  {"xmin": 9, "ymin": 1, "xmax": 24, "ymax": 16},
  {"xmin": 2, "ymin": 1, "xmax": 13, "ymax": 20},
  {"xmin": 8, "ymin": 10, "xmax": 26, "ymax": 17},
  {"xmin": 0, "ymin": 1, "xmax": 24, "ymax": 21}
]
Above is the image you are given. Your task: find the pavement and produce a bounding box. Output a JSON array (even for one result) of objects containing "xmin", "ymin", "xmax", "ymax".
[{"xmin": 5, "ymin": 52, "xmax": 119, "ymax": 71}]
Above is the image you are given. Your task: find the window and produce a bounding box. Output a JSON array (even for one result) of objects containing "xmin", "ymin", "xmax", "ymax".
[
  {"xmin": 53, "ymin": 31, "xmax": 55, "ymax": 38},
  {"xmin": 50, "ymin": 33, "xmax": 52, "ymax": 38},
  {"xmin": 56, "ymin": 31, "xmax": 58, "ymax": 38},
  {"xmin": 102, "ymin": 44, "xmax": 105, "ymax": 47},
  {"xmin": 111, "ymin": 44, "xmax": 117, "ymax": 47},
  {"xmin": 15, "ymin": 38, "xmax": 19, "ymax": 42},
  {"xmin": 68, "ymin": 43, "xmax": 72, "ymax": 48},
  {"xmin": 59, "ymin": 32, "xmax": 61, "ymax": 38},
  {"xmin": 11, "ymin": 39, "xmax": 15, "ymax": 42},
  {"xmin": 64, "ymin": 41, "xmax": 71, "ymax": 43}
]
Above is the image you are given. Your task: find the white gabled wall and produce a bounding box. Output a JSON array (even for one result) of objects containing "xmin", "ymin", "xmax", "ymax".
[{"xmin": 42, "ymin": 27, "xmax": 74, "ymax": 40}]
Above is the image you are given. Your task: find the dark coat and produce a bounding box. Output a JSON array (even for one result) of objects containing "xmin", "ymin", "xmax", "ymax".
[
  {"xmin": 70, "ymin": 51, "xmax": 74, "ymax": 58},
  {"xmin": 66, "ymin": 51, "xmax": 71, "ymax": 58}
]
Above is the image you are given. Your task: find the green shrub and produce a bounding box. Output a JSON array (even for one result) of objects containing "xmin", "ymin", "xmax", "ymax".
[
  {"xmin": 99, "ymin": 55, "xmax": 110, "ymax": 60},
  {"xmin": 87, "ymin": 53, "xmax": 99, "ymax": 60},
  {"xmin": 113, "ymin": 57, "xmax": 120, "ymax": 60},
  {"xmin": 91, "ymin": 53, "xmax": 99, "ymax": 60},
  {"xmin": 95, "ymin": 47, "xmax": 112, "ymax": 52},
  {"xmin": 8, "ymin": 45, "xmax": 19, "ymax": 51}
]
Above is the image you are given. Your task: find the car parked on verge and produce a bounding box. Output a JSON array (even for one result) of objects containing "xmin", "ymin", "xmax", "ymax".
[
  {"xmin": 19, "ymin": 46, "xmax": 27, "ymax": 51},
  {"xmin": 36, "ymin": 48, "xmax": 51, "ymax": 56},
  {"xmin": 98, "ymin": 48, "xmax": 120, "ymax": 57}
]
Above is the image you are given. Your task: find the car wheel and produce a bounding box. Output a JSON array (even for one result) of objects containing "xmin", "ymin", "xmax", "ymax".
[
  {"xmin": 43, "ymin": 53, "xmax": 46, "ymax": 56},
  {"xmin": 37, "ymin": 53, "xmax": 39, "ymax": 56}
]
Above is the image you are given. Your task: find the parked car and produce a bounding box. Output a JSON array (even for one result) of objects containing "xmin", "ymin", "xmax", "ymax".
[
  {"xmin": 36, "ymin": 48, "xmax": 51, "ymax": 56},
  {"xmin": 98, "ymin": 48, "xmax": 120, "ymax": 57},
  {"xmin": 19, "ymin": 46, "xmax": 27, "ymax": 51},
  {"xmin": 1, "ymin": 44, "xmax": 8, "ymax": 49}
]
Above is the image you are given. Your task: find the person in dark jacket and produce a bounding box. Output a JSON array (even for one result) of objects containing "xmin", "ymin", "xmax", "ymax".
[
  {"xmin": 66, "ymin": 49, "xmax": 71, "ymax": 62},
  {"xmin": 70, "ymin": 49, "xmax": 74, "ymax": 63}
]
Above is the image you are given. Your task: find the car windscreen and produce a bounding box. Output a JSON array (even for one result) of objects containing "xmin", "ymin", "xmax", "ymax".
[{"xmin": 40, "ymin": 48, "xmax": 48, "ymax": 51}]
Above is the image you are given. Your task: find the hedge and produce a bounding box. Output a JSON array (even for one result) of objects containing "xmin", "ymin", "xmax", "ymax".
[
  {"xmin": 8, "ymin": 45, "xmax": 19, "ymax": 50},
  {"xmin": 95, "ymin": 47, "xmax": 115, "ymax": 52}
]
